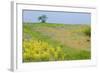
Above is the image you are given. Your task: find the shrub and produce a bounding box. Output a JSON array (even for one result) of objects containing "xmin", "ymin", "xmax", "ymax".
[
  {"xmin": 23, "ymin": 39, "xmax": 65, "ymax": 62},
  {"xmin": 84, "ymin": 27, "xmax": 91, "ymax": 37}
]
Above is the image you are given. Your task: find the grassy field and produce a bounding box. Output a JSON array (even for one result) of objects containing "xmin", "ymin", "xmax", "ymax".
[{"xmin": 23, "ymin": 23, "xmax": 91, "ymax": 62}]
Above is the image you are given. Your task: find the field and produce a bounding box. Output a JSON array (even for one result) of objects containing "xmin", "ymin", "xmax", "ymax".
[{"xmin": 23, "ymin": 23, "xmax": 91, "ymax": 62}]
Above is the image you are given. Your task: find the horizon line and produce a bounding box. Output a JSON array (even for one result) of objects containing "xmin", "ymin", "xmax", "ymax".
[{"xmin": 23, "ymin": 22, "xmax": 90, "ymax": 25}]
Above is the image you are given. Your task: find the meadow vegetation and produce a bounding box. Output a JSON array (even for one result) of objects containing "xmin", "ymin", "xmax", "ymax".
[{"xmin": 23, "ymin": 23, "xmax": 91, "ymax": 62}]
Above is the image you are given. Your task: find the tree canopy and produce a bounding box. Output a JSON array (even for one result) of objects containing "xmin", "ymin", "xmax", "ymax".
[{"xmin": 38, "ymin": 15, "xmax": 47, "ymax": 23}]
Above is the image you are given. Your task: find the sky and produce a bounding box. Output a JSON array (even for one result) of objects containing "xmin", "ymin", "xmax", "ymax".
[{"xmin": 23, "ymin": 10, "xmax": 91, "ymax": 24}]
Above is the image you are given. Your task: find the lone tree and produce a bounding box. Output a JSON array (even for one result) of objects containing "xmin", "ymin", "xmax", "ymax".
[{"xmin": 38, "ymin": 15, "xmax": 47, "ymax": 23}]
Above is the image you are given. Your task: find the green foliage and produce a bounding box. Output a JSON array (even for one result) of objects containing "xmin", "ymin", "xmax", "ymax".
[
  {"xmin": 83, "ymin": 27, "xmax": 91, "ymax": 37},
  {"xmin": 23, "ymin": 39, "xmax": 66, "ymax": 62},
  {"xmin": 38, "ymin": 15, "xmax": 47, "ymax": 23}
]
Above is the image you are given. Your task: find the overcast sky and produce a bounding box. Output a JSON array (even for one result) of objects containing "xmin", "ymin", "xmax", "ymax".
[{"xmin": 23, "ymin": 10, "xmax": 91, "ymax": 24}]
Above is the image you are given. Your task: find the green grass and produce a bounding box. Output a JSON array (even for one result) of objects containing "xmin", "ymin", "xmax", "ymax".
[{"xmin": 23, "ymin": 23, "xmax": 91, "ymax": 62}]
